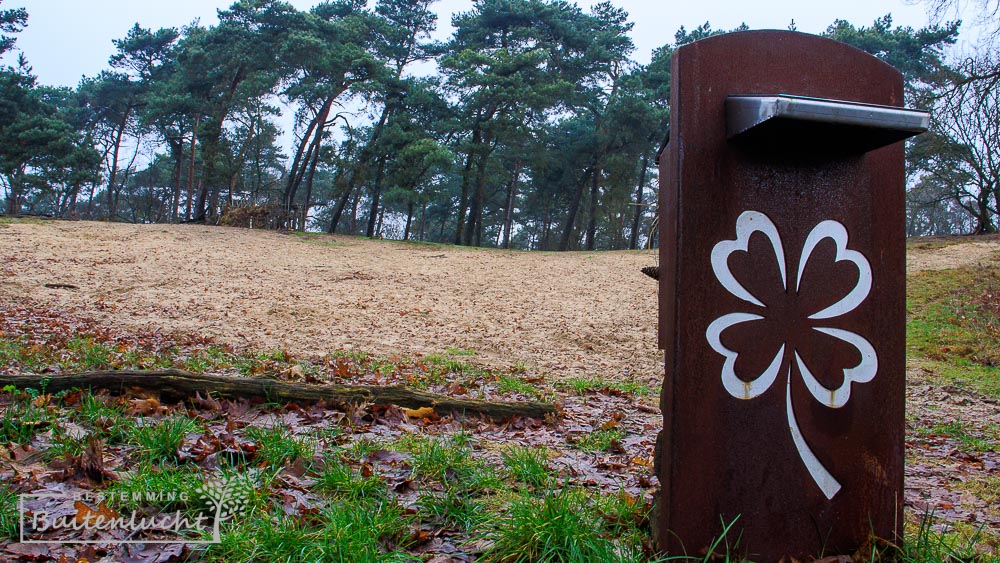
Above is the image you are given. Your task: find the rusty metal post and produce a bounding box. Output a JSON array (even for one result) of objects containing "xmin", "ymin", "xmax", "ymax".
[{"xmin": 655, "ymin": 31, "xmax": 926, "ymax": 560}]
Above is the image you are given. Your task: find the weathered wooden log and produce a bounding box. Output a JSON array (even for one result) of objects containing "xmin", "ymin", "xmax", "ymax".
[{"xmin": 0, "ymin": 370, "xmax": 556, "ymax": 420}]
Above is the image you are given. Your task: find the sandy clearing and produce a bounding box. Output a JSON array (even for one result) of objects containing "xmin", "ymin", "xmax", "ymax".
[
  {"xmin": 0, "ymin": 221, "xmax": 660, "ymax": 382},
  {"xmin": 906, "ymin": 234, "xmax": 1000, "ymax": 273},
  {"xmin": 2, "ymin": 221, "xmax": 998, "ymax": 384}
]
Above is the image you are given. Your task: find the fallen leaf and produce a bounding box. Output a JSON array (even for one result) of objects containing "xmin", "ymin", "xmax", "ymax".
[
  {"xmin": 128, "ymin": 397, "xmax": 160, "ymax": 415},
  {"xmin": 74, "ymin": 500, "xmax": 119, "ymax": 526},
  {"xmin": 403, "ymin": 406, "xmax": 435, "ymax": 419}
]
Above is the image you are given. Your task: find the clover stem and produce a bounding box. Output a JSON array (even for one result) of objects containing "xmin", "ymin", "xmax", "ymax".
[{"xmin": 786, "ymin": 368, "xmax": 842, "ymax": 500}]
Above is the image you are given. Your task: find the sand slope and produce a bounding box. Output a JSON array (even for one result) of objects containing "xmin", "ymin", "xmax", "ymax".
[{"xmin": 3, "ymin": 221, "xmax": 997, "ymax": 384}]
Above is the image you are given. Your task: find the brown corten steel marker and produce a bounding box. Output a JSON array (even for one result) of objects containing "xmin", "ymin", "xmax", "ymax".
[{"xmin": 655, "ymin": 31, "xmax": 928, "ymax": 560}]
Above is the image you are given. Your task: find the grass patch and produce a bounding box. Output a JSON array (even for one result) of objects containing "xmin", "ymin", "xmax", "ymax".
[
  {"xmin": 907, "ymin": 267, "xmax": 1000, "ymax": 364},
  {"xmin": 481, "ymin": 486, "xmax": 645, "ymax": 563},
  {"xmin": 423, "ymin": 354, "xmax": 471, "ymax": 374},
  {"xmin": 0, "ymin": 339, "xmax": 48, "ymax": 372},
  {"xmin": 128, "ymin": 415, "xmax": 200, "ymax": 464},
  {"xmin": 418, "ymin": 486, "xmax": 489, "ymax": 533},
  {"xmin": 74, "ymin": 393, "xmax": 133, "ymax": 444},
  {"xmin": 316, "ymin": 455, "xmax": 387, "ymax": 501},
  {"xmin": 396, "ymin": 433, "xmax": 478, "ymax": 482},
  {"xmin": 399, "ymin": 432, "xmax": 503, "ymax": 531},
  {"xmin": 342, "ymin": 437, "xmax": 382, "ymax": 461},
  {"xmin": 41, "ymin": 426, "xmax": 87, "ymax": 462},
  {"xmin": 106, "ymin": 463, "xmax": 209, "ymax": 513},
  {"xmin": 0, "ymin": 485, "xmax": 17, "ymax": 540},
  {"xmin": 290, "ymin": 231, "xmax": 345, "ymax": 248},
  {"xmin": 0, "ymin": 216, "xmax": 42, "ymax": 226},
  {"xmin": 574, "ymin": 428, "xmax": 624, "ymax": 453},
  {"xmin": 181, "ymin": 346, "xmax": 238, "ymax": 373},
  {"xmin": 205, "ymin": 497, "xmax": 411, "ymax": 562},
  {"xmin": 920, "ymin": 420, "xmax": 999, "ymax": 454},
  {"xmin": 558, "ymin": 376, "xmax": 655, "ymax": 397},
  {"xmin": 956, "ymin": 476, "xmax": 1000, "ymax": 509},
  {"xmin": 497, "ymin": 375, "xmax": 541, "ymax": 398},
  {"xmin": 0, "ymin": 396, "xmax": 51, "ymax": 445},
  {"xmin": 62, "ymin": 337, "xmax": 115, "ymax": 370},
  {"xmin": 502, "ymin": 445, "xmax": 552, "ymax": 489},
  {"xmin": 901, "ymin": 513, "xmax": 999, "ymax": 561},
  {"xmin": 245, "ymin": 424, "xmax": 315, "ymax": 467},
  {"xmin": 907, "ymin": 238, "xmax": 970, "ymax": 251},
  {"xmin": 918, "ymin": 359, "xmax": 1000, "ymax": 398},
  {"xmin": 907, "ymin": 266, "xmax": 1000, "ymax": 399}
]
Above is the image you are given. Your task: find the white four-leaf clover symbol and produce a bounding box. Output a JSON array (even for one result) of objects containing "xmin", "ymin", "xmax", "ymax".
[{"xmin": 705, "ymin": 210, "xmax": 878, "ymax": 500}]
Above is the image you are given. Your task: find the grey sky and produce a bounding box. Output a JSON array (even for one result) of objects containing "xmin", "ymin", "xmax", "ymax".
[{"xmin": 9, "ymin": 0, "xmax": 940, "ymax": 89}]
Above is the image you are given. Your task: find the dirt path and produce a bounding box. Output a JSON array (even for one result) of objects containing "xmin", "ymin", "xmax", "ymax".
[{"xmin": 0, "ymin": 221, "xmax": 660, "ymax": 382}]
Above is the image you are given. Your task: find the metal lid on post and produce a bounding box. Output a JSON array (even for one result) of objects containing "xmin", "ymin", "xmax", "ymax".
[{"xmin": 726, "ymin": 94, "xmax": 929, "ymax": 154}]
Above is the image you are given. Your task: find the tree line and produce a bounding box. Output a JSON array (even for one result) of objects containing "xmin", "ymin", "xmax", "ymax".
[{"xmin": 1, "ymin": 0, "xmax": 993, "ymax": 247}]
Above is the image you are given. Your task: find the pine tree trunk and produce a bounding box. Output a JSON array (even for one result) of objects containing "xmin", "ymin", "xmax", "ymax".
[
  {"xmin": 366, "ymin": 155, "xmax": 387, "ymax": 238},
  {"xmin": 629, "ymin": 153, "xmax": 649, "ymax": 250},
  {"xmin": 170, "ymin": 140, "xmax": 184, "ymax": 224},
  {"xmin": 502, "ymin": 157, "xmax": 522, "ymax": 249},
  {"xmin": 585, "ymin": 167, "xmax": 601, "ymax": 251},
  {"xmin": 454, "ymin": 136, "xmax": 477, "ymax": 245},
  {"xmin": 186, "ymin": 117, "xmax": 199, "ymax": 221},
  {"xmin": 404, "ymin": 202, "xmax": 414, "ymax": 240},
  {"xmin": 105, "ymin": 111, "xmax": 129, "ymax": 220},
  {"xmin": 300, "ymin": 131, "xmax": 323, "ymax": 230},
  {"xmin": 328, "ymin": 185, "xmax": 353, "ymax": 234},
  {"xmin": 559, "ymin": 167, "xmax": 593, "ymax": 251}
]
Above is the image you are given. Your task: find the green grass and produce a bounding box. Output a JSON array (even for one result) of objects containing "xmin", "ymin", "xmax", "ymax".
[
  {"xmin": 900, "ymin": 513, "xmax": 998, "ymax": 562},
  {"xmin": 74, "ymin": 393, "xmax": 133, "ymax": 444},
  {"xmin": 502, "ymin": 445, "xmax": 552, "ymax": 489},
  {"xmin": 481, "ymin": 486, "xmax": 646, "ymax": 563},
  {"xmin": 0, "ymin": 396, "xmax": 51, "ymax": 445},
  {"xmin": 558, "ymin": 376, "xmax": 655, "ymax": 397},
  {"xmin": 205, "ymin": 497, "xmax": 412, "ymax": 562},
  {"xmin": 342, "ymin": 437, "xmax": 382, "ymax": 461},
  {"xmin": 955, "ymin": 476, "xmax": 1000, "ymax": 513},
  {"xmin": 0, "ymin": 216, "xmax": 42, "ymax": 226},
  {"xmin": 41, "ymin": 427, "xmax": 87, "ymax": 462},
  {"xmin": 181, "ymin": 346, "xmax": 238, "ymax": 373},
  {"xmin": 497, "ymin": 374, "xmax": 542, "ymax": 398},
  {"xmin": 106, "ymin": 463, "xmax": 209, "ymax": 513},
  {"xmin": 422, "ymin": 354, "xmax": 470, "ymax": 374},
  {"xmin": 574, "ymin": 428, "xmax": 624, "ymax": 453},
  {"xmin": 919, "ymin": 419, "xmax": 1000, "ymax": 454},
  {"xmin": 128, "ymin": 415, "xmax": 201, "ymax": 463},
  {"xmin": 63, "ymin": 337, "xmax": 115, "ymax": 370},
  {"xmin": 0, "ymin": 339, "xmax": 49, "ymax": 373},
  {"xmin": 396, "ymin": 433, "xmax": 478, "ymax": 482},
  {"xmin": 907, "ymin": 238, "xmax": 971, "ymax": 251},
  {"xmin": 397, "ymin": 432, "xmax": 504, "ymax": 531},
  {"xmin": 418, "ymin": 487, "xmax": 488, "ymax": 532},
  {"xmin": 316, "ymin": 455, "xmax": 388, "ymax": 501},
  {"xmin": 245, "ymin": 424, "xmax": 316, "ymax": 467},
  {"xmin": 907, "ymin": 266, "xmax": 1000, "ymax": 398},
  {"xmin": 0, "ymin": 485, "xmax": 18, "ymax": 540},
  {"xmin": 290, "ymin": 231, "xmax": 345, "ymax": 248}
]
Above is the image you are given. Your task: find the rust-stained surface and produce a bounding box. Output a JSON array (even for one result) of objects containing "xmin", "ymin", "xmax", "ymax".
[{"xmin": 656, "ymin": 31, "xmax": 905, "ymax": 560}]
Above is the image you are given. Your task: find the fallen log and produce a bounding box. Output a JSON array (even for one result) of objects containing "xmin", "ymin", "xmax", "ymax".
[{"xmin": 0, "ymin": 370, "xmax": 557, "ymax": 420}]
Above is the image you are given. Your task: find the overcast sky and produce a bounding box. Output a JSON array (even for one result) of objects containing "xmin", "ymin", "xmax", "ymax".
[{"xmin": 8, "ymin": 0, "xmax": 944, "ymax": 89}]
